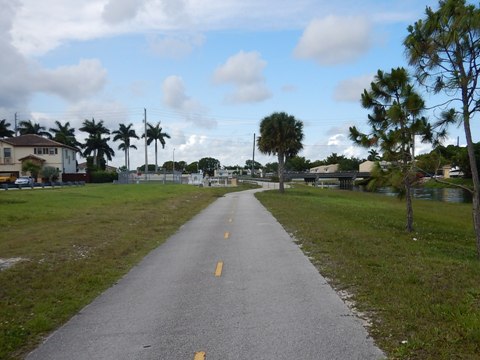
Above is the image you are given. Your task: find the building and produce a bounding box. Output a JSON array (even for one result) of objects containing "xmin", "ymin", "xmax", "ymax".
[
  {"xmin": 0, "ymin": 134, "xmax": 78, "ymax": 181},
  {"xmin": 359, "ymin": 160, "xmax": 389, "ymax": 173},
  {"xmin": 309, "ymin": 164, "xmax": 339, "ymax": 173}
]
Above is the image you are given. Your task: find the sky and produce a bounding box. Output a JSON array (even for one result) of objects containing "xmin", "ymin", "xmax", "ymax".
[{"xmin": 1, "ymin": 0, "xmax": 478, "ymax": 170}]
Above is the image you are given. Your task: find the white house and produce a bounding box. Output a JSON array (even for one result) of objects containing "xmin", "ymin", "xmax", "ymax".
[{"xmin": 0, "ymin": 134, "xmax": 78, "ymax": 180}]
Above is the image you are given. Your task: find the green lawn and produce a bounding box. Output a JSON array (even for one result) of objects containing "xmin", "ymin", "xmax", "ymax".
[
  {"xmin": 0, "ymin": 183, "xmax": 251, "ymax": 359},
  {"xmin": 256, "ymin": 186, "xmax": 480, "ymax": 360}
]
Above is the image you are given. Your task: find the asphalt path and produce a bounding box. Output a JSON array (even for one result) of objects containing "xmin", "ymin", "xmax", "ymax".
[{"xmin": 27, "ymin": 186, "xmax": 384, "ymax": 360}]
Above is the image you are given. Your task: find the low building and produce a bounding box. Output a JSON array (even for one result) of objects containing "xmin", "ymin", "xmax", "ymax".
[
  {"xmin": 359, "ymin": 160, "xmax": 389, "ymax": 172},
  {"xmin": 0, "ymin": 134, "xmax": 78, "ymax": 181},
  {"xmin": 310, "ymin": 164, "xmax": 339, "ymax": 173}
]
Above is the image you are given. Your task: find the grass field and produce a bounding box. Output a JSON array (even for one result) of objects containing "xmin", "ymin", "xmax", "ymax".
[
  {"xmin": 256, "ymin": 185, "xmax": 480, "ymax": 359},
  {"xmin": 0, "ymin": 183, "xmax": 251, "ymax": 359}
]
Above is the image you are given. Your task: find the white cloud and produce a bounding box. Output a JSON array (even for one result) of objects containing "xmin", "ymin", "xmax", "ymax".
[
  {"xmin": 294, "ymin": 15, "xmax": 372, "ymax": 65},
  {"xmin": 102, "ymin": 0, "xmax": 147, "ymax": 24},
  {"xmin": 333, "ymin": 74, "xmax": 374, "ymax": 102},
  {"xmin": 35, "ymin": 59, "xmax": 107, "ymax": 102},
  {"xmin": 148, "ymin": 33, "xmax": 205, "ymax": 59},
  {"xmin": 213, "ymin": 51, "xmax": 271, "ymax": 104},
  {"xmin": 0, "ymin": 1, "xmax": 108, "ymax": 111},
  {"xmin": 162, "ymin": 75, "xmax": 217, "ymax": 129}
]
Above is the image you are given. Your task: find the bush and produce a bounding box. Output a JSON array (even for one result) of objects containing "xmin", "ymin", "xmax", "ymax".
[{"xmin": 90, "ymin": 171, "xmax": 118, "ymax": 183}]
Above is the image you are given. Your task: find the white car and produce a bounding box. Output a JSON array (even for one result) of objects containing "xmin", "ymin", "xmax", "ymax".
[{"xmin": 15, "ymin": 176, "xmax": 34, "ymax": 185}]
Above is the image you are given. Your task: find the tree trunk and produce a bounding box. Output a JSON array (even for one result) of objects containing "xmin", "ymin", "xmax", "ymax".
[
  {"xmin": 154, "ymin": 140, "xmax": 158, "ymax": 174},
  {"xmin": 277, "ymin": 152, "xmax": 285, "ymax": 193},
  {"xmin": 463, "ymin": 113, "xmax": 480, "ymax": 258},
  {"xmin": 405, "ymin": 179, "xmax": 414, "ymax": 232}
]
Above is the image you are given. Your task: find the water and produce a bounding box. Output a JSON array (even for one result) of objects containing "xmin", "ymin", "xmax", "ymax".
[
  {"xmin": 362, "ymin": 186, "xmax": 472, "ymax": 204},
  {"xmin": 313, "ymin": 182, "xmax": 472, "ymax": 203}
]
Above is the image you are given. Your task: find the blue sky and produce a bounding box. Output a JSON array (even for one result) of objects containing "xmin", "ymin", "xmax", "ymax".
[{"xmin": 1, "ymin": 0, "xmax": 477, "ymax": 169}]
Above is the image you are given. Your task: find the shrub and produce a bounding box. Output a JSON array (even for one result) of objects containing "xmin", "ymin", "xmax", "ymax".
[{"xmin": 90, "ymin": 171, "xmax": 118, "ymax": 183}]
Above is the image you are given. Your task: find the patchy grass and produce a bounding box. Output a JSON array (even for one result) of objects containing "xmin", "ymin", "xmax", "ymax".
[
  {"xmin": 256, "ymin": 185, "xmax": 480, "ymax": 360},
  {"xmin": 0, "ymin": 183, "xmax": 253, "ymax": 359}
]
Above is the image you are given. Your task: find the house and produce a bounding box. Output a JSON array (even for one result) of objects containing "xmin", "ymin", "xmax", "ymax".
[
  {"xmin": 310, "ymin": 164, "xmax": 339, "ymax": 173},
  {"xmin": 359, "ymin": 160, "xmax": 390, "ymax": 173},
  {"xmin": 0, "ymin": 134, "xmax": 78, "ymax": 181}
]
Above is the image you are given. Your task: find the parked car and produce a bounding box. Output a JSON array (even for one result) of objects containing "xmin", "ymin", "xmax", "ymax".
[{"xmin": 15, "ymin": 176, "xmax": 34, "ymax": 185}]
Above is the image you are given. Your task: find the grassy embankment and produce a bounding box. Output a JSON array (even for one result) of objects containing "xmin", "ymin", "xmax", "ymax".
[
  {"xmin": 423, "ymin": 177, "xmax": 473, "ymax": 189},
  {"xmin": 256, "ymin": 186, "xmax": 480, "ymax": 360},
  {"xmin": 0, "ymin": 183, "xmax": 252, "ymax": 359}
]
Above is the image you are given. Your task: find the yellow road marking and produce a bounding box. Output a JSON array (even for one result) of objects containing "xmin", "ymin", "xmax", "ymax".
[
  {"xmin": 215, "ymin": 261, "xmax": 224, "ymax": 277},
  {"xmin": 224, "ymin": 231, "xmax": 230, "ymax": 239},
  {"xmin": 194, "ymin": 351, "xmax": 206, "ymax": 360}
]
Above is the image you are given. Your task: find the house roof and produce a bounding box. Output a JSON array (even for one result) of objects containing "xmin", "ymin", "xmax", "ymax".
[
  {"xmin": 0, "ymin": 134, "xmax": 78, "ymax": 151},
  {"xmin": 18, "ymin": 154, "xmax": 46, "ymax": 162}
]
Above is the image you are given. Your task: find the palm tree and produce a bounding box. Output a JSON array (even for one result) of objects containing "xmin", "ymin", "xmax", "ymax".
[
  {"xmin": 18, "ymin": 120, "xmax": 51, "ymax": 138},
  {"xmin": 49, "ymin": 121, "xmax": 81, "ymax": 149},
  {"xmin": 257, "ymin": 112, "xmax": 304, "ymax": 193},
  {"xmin": 79, "ymin": 118, "xmax": 113, "ymax": 169},
  {"xmin": 142, "ymin": 122, "xmax": 171, "ymax": 173},
  {"xmin": 0, "ymin": 119, "xmax": 14, "ymax": 138},
  {"xmin": 367, "ymin": 149, "xmax": 381, "ymax": 161},
  {"xmin": 112, "ymin": 123, "xmax": 139, "ymax": 170}
]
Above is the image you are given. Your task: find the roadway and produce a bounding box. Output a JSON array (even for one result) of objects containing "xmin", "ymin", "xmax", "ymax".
[{"xmin": 27, "ymin": 186, "xmax": 384, "ymax": 360}]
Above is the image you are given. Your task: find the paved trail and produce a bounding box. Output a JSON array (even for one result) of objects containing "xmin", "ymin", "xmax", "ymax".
[{"xmin": 27, "ymin": 187, "xmax": 384, "ymax": 360}]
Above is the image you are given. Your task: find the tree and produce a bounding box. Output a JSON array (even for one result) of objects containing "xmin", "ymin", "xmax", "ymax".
[
  {"xmin": 367, "ymin": 149, "xmax": 381, "ymax": 161},
  {"xmin": 264, "ymin": 162, "xmax": 279, "ymax": 174},
  {"xmin": 349, "ymin": 67, "xmax": 434, "ymax": 232},
  {"xmin": 257, "ymin": 112, "xmax": 304, "ymax": 193},
  {"xmin": 18, "ymin": 120, "xmax": 51, "ymax": 138},
  {"xmin": 198, "ymin": 157, "xmax": 220, "ymax": 176},
  {"xmin": 285, "ymin": 156, "xmax": 311, "ymax": 172},
  {"xmin": 142, "ymin": 122, "xmax": 170, "ymax": 173},
  {"xmin": 49, "ymin": 121, "xmax": 81, "ymax": 149},
  {"xmin": 185, "ymin": 161, "xmax": 199, "ymax": 173},
  {"xmin": 112, "ymin": 123, "xmax": 139, "ymax": 171},
  {"xmin": 22, "ymin": 160, "xmax": 41, "ymax": 182},
  {"xmin": 404, "ymin": 0, "xmax": 480, "ymax": 256},
  {"xmin": 79, "ymin": 118, "xmax": 113, "ymax": 169},
  {"xmin": 41, "ymin": 166, "xmax": 59, "ymax": 183},
  {"xmin": 0, "ymin": 119, "xmax": 14, "ymax": 138}
]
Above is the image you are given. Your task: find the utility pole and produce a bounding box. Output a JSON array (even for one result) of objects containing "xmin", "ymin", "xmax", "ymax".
[
  {"xmin": 173, "ymin": 148, "xmax": 175, "ymax": 183},
  {"xmin": 144, "ymin": 108, "xmax": 148, "ymax": 181},
  {"xmin": 14, "ymin": 112, "xmax": 18, "ymax": 136},
  {"xmin": 252, "ymin": 133, "xmax": 256, "ymax": 177}
]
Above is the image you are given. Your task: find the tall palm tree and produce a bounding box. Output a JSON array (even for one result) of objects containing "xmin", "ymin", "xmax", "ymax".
[
  {"xmin": 367, "ymin": 149, "xmax": 381, "ymax": 161},
  {"xmin": 257, "ymin": 112, "xmax": 304, "ymax": 193},
  {"xmin": 18, "ymin": 120, "xmax": 51, "ymax": 138},
  {"xmin": 79, "ymin": 118, "xmax": 113, "ymax": 169},
  {"xmin": 142, "ymin": 122, "xmax": 170, "ymax": 173},
  {"xmin": 49, "ymin": 121, "xmax": 81, "ymax": 149},
  {"xmin": 112, "ymin": 123, "xmax": 139, "ymax": 170},
  {"xmin": 0, "ymin": 119, "xmax": 14, "ymax": 138}
]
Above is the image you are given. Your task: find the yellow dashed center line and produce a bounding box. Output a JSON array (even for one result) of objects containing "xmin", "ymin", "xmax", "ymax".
[
  {"xmin": 224, "ymin": 231, "xmax": 230, "ymax": 239},
  {"xmin": 215, "ymin": 261, "xmax": 224, "ymax": 277},
  {"xmin": 194, "ymin": 351, "xmax": 206, "ymax": 360}
]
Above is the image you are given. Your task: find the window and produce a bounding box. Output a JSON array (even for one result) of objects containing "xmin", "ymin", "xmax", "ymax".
[
  {"xmin": 49, "ymin": 148, "xmax": 56, "ymax": 155},
  {"xmin": 4, "ymin": 148, "xmax": 11, "ymax": 158}
]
